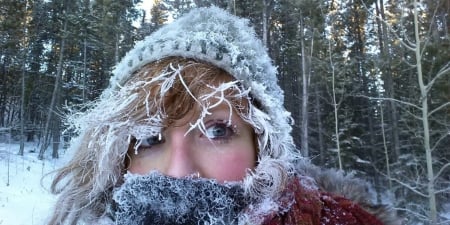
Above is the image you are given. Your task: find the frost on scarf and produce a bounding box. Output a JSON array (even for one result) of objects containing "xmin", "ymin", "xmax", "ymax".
[{"xmin": 113, "ymin": 172, "xmax": 250, "ymax": 225}]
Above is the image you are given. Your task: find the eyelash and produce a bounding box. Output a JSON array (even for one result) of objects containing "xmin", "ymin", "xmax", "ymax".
[
  {"xmin": 136, "ymin": 133, "xmax": 165, "ymax": 150},
  {"xmin": 135, "ymin": 120, "xmax": 238, "ymax": 152},
  {"xmin": 202, "ymin": 120, "xmax": 237, "ymax": 144}
]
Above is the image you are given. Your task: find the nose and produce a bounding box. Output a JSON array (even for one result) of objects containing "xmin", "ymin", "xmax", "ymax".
[{"xmin": 163, "ymin": 127, "xmax": 198, "ymax": 178}]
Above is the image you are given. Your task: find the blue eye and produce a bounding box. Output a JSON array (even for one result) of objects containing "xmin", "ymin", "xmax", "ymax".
[
  {"xmin": 139, "ymin": 133, "xmax": 165, "ymax": 148},
  {"xmin": 205, "ymin": 123, "xmax": 234, "ymax": 139}
]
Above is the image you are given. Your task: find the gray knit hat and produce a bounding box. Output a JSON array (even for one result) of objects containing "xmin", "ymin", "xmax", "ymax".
[{"xmin": 105, "ymin": 6, "xmax": 293, "ymax": 142}]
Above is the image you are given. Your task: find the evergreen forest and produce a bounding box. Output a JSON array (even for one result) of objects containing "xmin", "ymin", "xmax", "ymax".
[{"xmin": 0, "ymin": 0, "xmax": 449, "ymax": 224}]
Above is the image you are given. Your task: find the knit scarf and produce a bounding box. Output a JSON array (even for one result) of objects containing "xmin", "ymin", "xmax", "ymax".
[{"xmin": 112, "ymin": 172, "xmax": 250, "ymax": 225}]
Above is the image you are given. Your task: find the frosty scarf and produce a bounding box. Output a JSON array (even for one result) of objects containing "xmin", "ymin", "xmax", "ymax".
[{"xmin": 112, "ymin": 172, "xmax": 250, "ymax": 225}]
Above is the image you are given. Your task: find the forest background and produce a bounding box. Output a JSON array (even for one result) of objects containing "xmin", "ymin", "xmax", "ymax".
[{"xmin": 0, "ymin": 0, "xmax": 449, "ymax": 224}]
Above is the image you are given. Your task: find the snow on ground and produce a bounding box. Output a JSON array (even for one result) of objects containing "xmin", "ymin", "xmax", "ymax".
[{"xmin": 0, "ymin": 141, "xmax": 69, "ymax": 225}]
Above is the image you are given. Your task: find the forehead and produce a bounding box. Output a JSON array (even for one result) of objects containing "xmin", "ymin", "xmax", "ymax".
[
  {"xmin": 124, "ymin": 58, "xmax": 251, "ymax": 126},
  {"xmin": 127, "ymin": 57, "xmax": 235, "ymax": 87}
]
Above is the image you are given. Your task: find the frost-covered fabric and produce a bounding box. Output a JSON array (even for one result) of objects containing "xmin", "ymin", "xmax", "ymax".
[
  {"xmin": 260, "ymin": 176, "xmax": 386, "ymax": 225},
  {"xmin": 245, "ymin": 161, "xmax": 402, "ymax": 225},
  {"xmin": 110, "ymin": 166, "xmax": 401, "ymax": 225},
  {"xmin": 113, "ymin": 172, "xmax": 250, "ymax": 225}
]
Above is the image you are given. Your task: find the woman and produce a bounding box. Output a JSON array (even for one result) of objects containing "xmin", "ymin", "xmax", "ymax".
[{"xmin": 48, "ymin": 6, "xmax": 400, "ymax": 225}]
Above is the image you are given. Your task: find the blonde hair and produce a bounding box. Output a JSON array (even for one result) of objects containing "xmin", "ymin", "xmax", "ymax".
[{"xmin": 47, "ymin": 57, "xmax": 294, "ymax": 225}]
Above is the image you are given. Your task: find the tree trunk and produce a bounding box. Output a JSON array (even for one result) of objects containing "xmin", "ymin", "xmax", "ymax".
[
  {"xmin": 83, "ymin": 37, "xmax": 87, "ymax": 103},
  {"xmin": 328, "ymin": 35, "xmax": 342, "ymax": 170},
  {"xmin": 19, "ymin": 54, "xmax": 26, "ymax": 155},
  {"xmin": 375, "ymin": 0, "xmax": 400, "ymax": 159},
  {"xmin": 38, "ymin": 18, "xmax": 67, "ymax": 160},
  {"xmin": 52, "ymin": 117, "xmax": 60, "ymax": 158},
  {"xmin": 262, "ymin": 0, "xmax": 268, "ymax": 47},
  {"xmin": 19, "ymin": 0, "xmax": 30, "ymax": 155},
  {"xmin": 115, "ymin": 33, "xmax": 119, "ymax": 65},
  {"xmin": 228, "ymin": 0, "xmax": 235, "ymax": 14},
  {"xmin": 314, "ymin": 84, "xmax": 325, "ymax": 165},
  {"xmin": 380, "ymin": 104, "xmax": 392, "ymax": 189},
  {"xmin": 299, "ymin": 17, "xmax": 309, "ymax": 157},
  {"xmin": 0, "ymin": 61, "xmax": 6, "ymax": 127},
  {"xmin": 413, "ymin": 1, "xmax": 437, "ymax": 223}
]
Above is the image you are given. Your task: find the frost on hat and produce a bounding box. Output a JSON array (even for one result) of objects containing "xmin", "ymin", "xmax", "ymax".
[{"xmin": 104, "ymin": 6, "xmax": 293, "ymax": 140}]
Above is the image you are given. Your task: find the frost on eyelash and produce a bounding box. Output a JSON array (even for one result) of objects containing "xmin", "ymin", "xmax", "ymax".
[{"xmin": 187, "ymin": 79, "xmax": 251, "ymax": 139}]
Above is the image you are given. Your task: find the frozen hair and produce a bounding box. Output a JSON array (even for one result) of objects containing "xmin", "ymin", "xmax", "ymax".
[{"xmin": 48, "ymin": 6, "xmax": 298, "ymax": 225}]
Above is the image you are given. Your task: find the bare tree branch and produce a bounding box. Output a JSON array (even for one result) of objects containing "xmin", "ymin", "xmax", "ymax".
[
  {"xmin": 434, "ymin": 162, "xmax": 450, "ymax": 180},
  {"xmin": 426, "ymin": 62, "xmax": 450, "ymax": 93},
  {"xmin": 420, "ymin": 5, "xmax": 440, "ymax": 58},
  {"xmin": 435, "ymin": 187, "xmax": 450, "ymax": 195},
  {"xmin": 390, "ymin": 176, "xmax": 428, "ymax": 198},
  {"xmin": 371, "ymin": 163, "xmax": 428, "ymax": 198},
  {"xmin": 437, "ymin": 219, "xmax": 450, "ymax": 225},
  {"xmin": 431, "ymin": 131, "xmax": 450, "ymax": 152},
  {"xmin": 394, "ymin": 207, "xmax": 429, "ymax": 221},
  {"xmin": 429, "ymin": 101, "xmax": 450, "ymax": 117},
  {"xmin": 360, "ymin": 95, "xmax": 422, "ymax": 110}
]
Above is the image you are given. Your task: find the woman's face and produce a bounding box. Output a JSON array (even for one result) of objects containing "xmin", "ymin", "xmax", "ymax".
[{"xmin": 127, "ymin": 103, "xmax": 257, "ymax": 182}]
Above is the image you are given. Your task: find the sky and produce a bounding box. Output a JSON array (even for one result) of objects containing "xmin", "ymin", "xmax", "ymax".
[
  {"xmin": 138, "ymin": 0, "xmax": 154, "ymax": 11},
  {"xmin": 137, "ymin": 0, "xmax": 155, "ymax": 21}
]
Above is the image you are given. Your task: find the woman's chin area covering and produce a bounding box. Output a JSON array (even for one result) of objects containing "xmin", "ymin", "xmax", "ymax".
[{"xmin": 113, "ymin": 171, "xmax": 250, "ymax": 225}]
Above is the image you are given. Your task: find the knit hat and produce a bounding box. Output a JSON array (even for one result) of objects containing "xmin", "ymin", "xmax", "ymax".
[{"xmin": 105, "ymin": 6, "xmax": 293, "ymax": 144}]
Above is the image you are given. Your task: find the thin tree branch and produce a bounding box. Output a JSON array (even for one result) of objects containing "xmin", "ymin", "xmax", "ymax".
[
  {"xmin": 428, "ymin": 101, "xmax": 450, "ymax": 117},
  {"xmin": 435, "ymin": 62, "xmax": 450, "ymax": 78},
  {"xmin": 371, "ymin": 163, "xmax": 428, "ymax": 198},
  {"xmin": 434, "ymin": 163, "xmax": 450, "ymax": 180},
  {"xmin": 395, "ymin": 207, "xmax": 429, "ymax": 221},
  {"xmin": 420, "ymin": 5, "xmax": 440, "ymax": 58},
  {"xmin": 401, "ymin": 29, "xmax": 417, "ymax": 51},
  {"xmin": 435, "ymin": 187, "xmax": 450, "ymax": 195},
  {"xmin": 360, "ymin": 95, "xmax": 422, "ymax": 110},
  {"xmin": 398, "ymin": 104, "xmax": 423, "ymax": 121},
  {"xmin": 437, "ymin": 219, "xmax": 450, "ymax": 225},
  {"xmin": 390, "ymin": 177, "xmax": 428, "ymax": 198},
  {"xmin": 431, "ymin": 131, "xmax": 450, "ymax": 152},
  {"xmin": 426, "ymin": 63, "xmax": 450, "ymax": 93}
]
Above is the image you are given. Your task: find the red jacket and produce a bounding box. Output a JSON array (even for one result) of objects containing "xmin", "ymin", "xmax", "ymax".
[{"xmin": 261, "ymin": 177, "xmax": 385, "ymax": 225}]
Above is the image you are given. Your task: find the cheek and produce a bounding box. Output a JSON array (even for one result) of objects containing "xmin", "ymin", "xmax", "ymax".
[
  {"xmin": 127, "ymin": 152, "xmax": 165, "ymax": 175},
  {"xmin": 201, "ymin": 145, "xmax": 256, "ymax": 182},
  {"xmin": 127, "ymin": 157, "xmax": 154, "ymax": 174}
]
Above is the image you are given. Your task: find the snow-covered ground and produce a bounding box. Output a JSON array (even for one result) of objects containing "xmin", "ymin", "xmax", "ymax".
[{"xmin": 0, "ymin": 141, "xmax": 68, "ymax": 225}]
